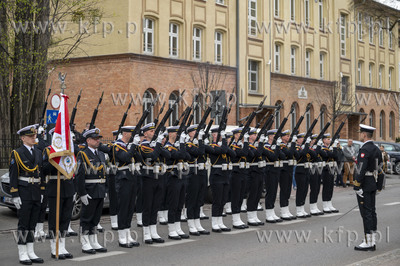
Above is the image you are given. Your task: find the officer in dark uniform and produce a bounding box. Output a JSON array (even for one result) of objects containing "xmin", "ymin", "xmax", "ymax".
[
  {"xmin": 354, "ymin": 124, "xmax": 384, "ymax": 251},
  {"xmin": 185, "ymin": 125, "xmax": 210, "ymax": 235},
  {"xmin": 229, "ymin": 127, "xmax": 250, "ymax": 229},
  {"xmin": 279, "ymin": 130, "xmax": 298, "ymax": 220},
  {"xmin": 112, "ymin": 126, "xmax": 141, "ymax": 248},
  {"xmin": 10, "ymin": 125, "xmax": 45, "ymax": 265},
  {"xmin": 264, "ymin": 129, "xmax": 284, "ymax": 223},
  {"xmin": 76, "ymin": 128, "xmax": 107, "ymax": 254},
  {"xmin": 319, "ymin": 133, "xmax": 339, "ymax": 213},
  {"xmin": 246, "ymin": 128, "xmax": 265, "ymax": 226},
  {"xmin": 138, "ymin": 123, "xmax": 169, "ymax": 244},
  {"xmin": 42, "ymin": 128, "xmax": 74, "ymax": 259},
  {"xmin": 136, "ymin": 130, "xmax": 145, "ymax": 227},
  {"xmin": 164, "ymin": 126, "xmax": 190, "ymax": 240},
  {"xmin": 308, "ymin": 134, "xmax": 324, "ymax": 215}
]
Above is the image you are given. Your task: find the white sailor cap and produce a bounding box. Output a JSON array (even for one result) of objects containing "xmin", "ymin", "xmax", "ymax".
[
  {"xmin": 323, "ymin": 133, "xmax": 331, "ymax": 139},
  {"xmin": 232, "ymin": 127, "xmax": 243, "ymax": 134},
  {"xmin": 267, "ymin": 129, "xmax": 277, "ymax": 136},
  {"xmin": 121, "ymin": 126, "xmax": 136, "ymax": 132},
  {"xmin": 186, "ymin": 124, "xmax": 198, "ymax": 133},
  {"xmin": 17, "ymin": 125, "xmax": 37, "ymax": 136},
  {"xmin": 112, "ymin": 130, "xmax": 119, "ymax": 136},
  {"xmin": 359, "ymin": 124, "xmax": 376, "ymax": 134},
  {"xmin": 281, "ymin": 130, "xmax": 290, "ymax": 136},
  {"xmin": 248, "ymin": 128, "xmax": 258, "ymax": 135},
  {"xmin": 311, "ymin": 134, "xmax": 318, "ymax": 140},
  {"xmin": 226, "ymin": 131, "xmax": 233, "ymax": 137},
  {"xmin": 83, "ymin": 128, "xmax": 102, "ymax": 139},
  {"xmin": 297, "ymin": 132, "xmax": 306, "ymax": 138},
  {"xmin": 210, "ymin": 126, "xmax": 219, "ymax": 133},
  {"xmin": 167, "ymin": 126, "xmax": 179, "ymax": 133},
  {"xmin": 141, "ymin": 123, "xmax": 155, "ymax": 132}
]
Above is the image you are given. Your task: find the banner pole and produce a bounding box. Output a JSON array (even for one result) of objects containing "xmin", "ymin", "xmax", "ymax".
[{"xmin": 55, "ymin": 170, "xmax": 61, "ymax": 259}]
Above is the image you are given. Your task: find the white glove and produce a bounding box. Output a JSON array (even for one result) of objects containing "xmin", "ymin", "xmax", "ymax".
[
  {"xmin": 105, "ymin": 193, "xmax": 108, "ymax": 199},
  {"xmin": 271, "ymin": 145, "xmax": 276, "ymax": 150},
  {"xmin": 277, "ymin": 137, "xmax": 282, "ymax": 146},
  {"xmin": 333, "ymin": 140, "xmax": 339, "ymax": 148},
  {"xmin": 174, "ymin": 141, "xmax": 180, "ymax": 148},
  {"xmin": 156, "ymin": 132, "xmax": 165, "ymax": 143},
  {"xmin": 38, "ymin": 126, "xmax": 44, "ymax": 135},
  {"xmin": 180, "ymin": 133, "xmax": 186, "ymax": 143},
  {"xmin": 12, "ymin": 197, "xmax": 22, "ymax": 209},
  {"xmin": 292, "ymin": 135, "xmax": 298, "ymax": 143},
  {"xmin": 259, "ymin": 134, "xmax": 266, "ymax": 143},
  {"xmin": 329, "ymin": 146, "xmax": 333, "ymax": 151},
  {"xmin": 41, "ymin": 195, "xmax": 44, "ymax": 203},
  {"xmin": 218, "ymin": 141, "xmax": 222, "ymax": 146},
  {"xmin": 71, "ymin": 131, "xmax": 76, "ymax": 140},
  {"xmin": 355, "ymin": 189, "xmax": 364, "ymax": 198},
  {"xmin": 220, "ymin": 130, "xmax": 226, "ymax": 138},
  {"xmin": 198, "ymin": 129, "xmax": 205, "ymax": 139},
  {"xmin": 238, "ymin": 140, "xmax": 243, "ymax": 147},
  {"xmin": 305, "ymin": 137, "xmax": 311, "ymax": 144},
  {"xmin": 133, "ymin": 134, "xmax": 140, "ymax": 145},
  {"xmin": 193, "ymin": 138, "xmax": 199, "ymax": 145},
  {"xmin": 317, "ymin": 139, "xmax": 323, "ymax": 146},
  {"xmin": 185, "ymin": 134, "xmax": 190, "ymax": 143},
  {"xmin": 243, "ymin": 133, "xmax": 250, "ymax": 142},
  {"xmin": 150, "ymin": 141, "xmax": 156, "ymax": 148},
  {"xmin": 312, "ymin": 145, "xmax": 317, "ymax": 149},
  {"xmin": 254, "ymin": 142, "xmax": 259, "ymax": 148},
  {"xmin": 80, "ymin": 194, "xmax": 92, "ymax": 206},
  {"xmin": 204, "ymin": 138, "xmax": 210, "ymax": 145}
]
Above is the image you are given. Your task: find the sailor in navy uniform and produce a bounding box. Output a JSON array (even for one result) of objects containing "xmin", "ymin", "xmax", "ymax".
[
  {"xmin": 138, "ymin": 123, "xmax": 169, "ymax": 244},
  {"xmin": 264, "ymin": 129, "xmax": 284, "ymax": 223},
  {"xmin": 185, "ymin": 125, "xmax": 210, "ymax": 236},
  {"xmin": 293, "ymin": 133, "xmax": 312, "ymax": 218},
  {"xmin": 308, "ymin": 134, "xmax": 324, "ymax": 215},
  {"xmin": 279, "ymin": 130, "xmax": 298, "ymax": 220},
  {"xmin": 229, "ymin": 127, "xmax": 250, "ymax": 229},
  {"xmin": 319, "ymin": 133, "xmax": 339, "ymax": 213},
  {"xmin": 246, "ymin": 128, "xmax": 265, "ymax": 226},
  {"xmin": 136, "ymin": 130, "xmax": 145, "ymax": 227},
  {"xmin": 163, "ymin": 126, "xmax": 190, "ymax": 240},
  {"xmin": 76, "ymin": 128, "xmax": 107, "ymax": 254},
  {"xmin": 42, "ymin": 128, "xmax": 74, "ymax": 259},
  {"xmin": 112, "ymin": 126, "xmax": 141, "ymax": 248},
  {"xmin": 10, "ymin": 125, "xmax": 45, "ymax": 265},
  {"xmin": 354, "ymin": 124, "xmax": 385, "ymax": 251}
]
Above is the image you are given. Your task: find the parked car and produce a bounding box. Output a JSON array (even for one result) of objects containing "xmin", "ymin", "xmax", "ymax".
[
  {"xmin": 374, "ymin": 141, "xmax": 400, "ymax": 174},
  {"xmin": 0, "ymin": 172, "xmax": 109, "ymax": 220}
]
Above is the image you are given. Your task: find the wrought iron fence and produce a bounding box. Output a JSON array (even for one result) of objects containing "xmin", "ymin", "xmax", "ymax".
[{"xmin": 0, "ymin": 135, "xmax": 20, "ymax": 168}]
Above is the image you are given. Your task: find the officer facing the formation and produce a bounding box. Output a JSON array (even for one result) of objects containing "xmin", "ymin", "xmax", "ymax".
[
  {"xmin": 354, "ymin": 124, "xmax": 385, "ymax": 251},
  {"xmin": 42, "ymin": 128, "xmax": 74, "ymax": 260},
  {"xmin": 76, "ymin": 128, "xmax": 107, "ymax": 254},
  {"xmin": 10, "ymin": 125, "xmax": 45, "ymax": 265},
  {"xmin": 112, "ymin": 126, "xmax": 141, "ymax": 248}
]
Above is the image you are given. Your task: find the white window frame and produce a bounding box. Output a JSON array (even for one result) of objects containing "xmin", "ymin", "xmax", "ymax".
[
  {"xmin": 291, "ymin": 47, "xmax": 296, "ymax": 75},
  {"xmin": 319, "ymin": 0, "xmax": 324, "ymax": 31},
  {"xmin": 248, "ymin": 0, "xmax": 257, "ymax": 36},
  {"xmin": 216, "ymin": 0, "xmax": 224, "ymax": 4},
  {"xmin": 389, "ymin": 68, "xmax": 393, "ymax": 90},
  {"xmin": 143, "ymin": 91, "xmax": 154, "ymax": 124},
  {"xmin": 340, "ymin": 14, "xmax": 346, "ymax": 57},
  {"xmin": 168, "ymin": 92, "xmax": 179, "ymax": 126},
  {"xmin": 274, "ymin": 44, "xmax": 281, "ymax": 73},
  {"xmin": 169, "ymin": 23, "xmax": 179, "ymax": 58},
  {"xmin": 215, "ymin": 31, "xmax": 223, "ymax": 64},
  {"xmin": 379, "ymin": 66, "xmax": 383, "ymax": 88},
  {"xmin": 389, "ymin": 113, "xmax": 394, "ymax": 139},
  {"xmin": 305, "ymin": 0, "xmax": 310, "ymax": 27},
  {"xmin": 290, "ymin": 0, "xmax": 295, "ymax": 21},
  {"xmin": 358, "ymin": 12, "xmax": 363, "ymax": 41},
  {"xmin": 379, "ymin": 21, "xmax": 384, "ymax": 47},
  {"xmin": 274, "ymin": 0, "xmax": 280, "ymax": 18},
  {"xmin": 319, "ymin": 53, "xmax": 324, "ymax": 79},
  {"xmin": 143, "ymin": 18, "xmax": 154, "ymax": 54},
  {"xmin": 193, "ymin": 27, "xmax": 202, "ymax": 61},
  {"xmin": 305, "ymin": 50, "xmax": 311, "ymax": 77},
  {"xmin": 389, "ymin": 31, "xmax": 393, "ymax": 49},
  {"xmin": 379, "ymin": 112, "xmax": 384, "ymax": 138},
  {"xmin": 248, "ymin": 60, "xmax": 259, "ymax": 93},
  {"xmin": 369, "ymin": 63, "xmax": 373, "ymax": 87},
  {"xmin": 369, "ymin": 17, "xmax": 374, "ymax": 44},
  {"xmin": 358, "ymin": 61, "xmax": 362, "ymax": 85}
]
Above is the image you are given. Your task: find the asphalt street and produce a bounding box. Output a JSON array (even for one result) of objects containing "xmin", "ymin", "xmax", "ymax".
[{"xmin": 0, "ymin": 176, "xmax": 399, "ymax": 266}]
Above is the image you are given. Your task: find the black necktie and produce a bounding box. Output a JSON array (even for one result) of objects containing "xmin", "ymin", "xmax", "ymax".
[
  {"xmin": 31, "ymin": 148, "xmax": 34, "ymax": 155},
  {"xmin": 94, "ymin": 150, "xmax": 98, "ymax": 156}
]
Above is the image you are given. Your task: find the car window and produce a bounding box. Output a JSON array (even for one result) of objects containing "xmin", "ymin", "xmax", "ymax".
[{"xmin": 382, "ymin": 144, "xmax": 395, "ymax": 151}]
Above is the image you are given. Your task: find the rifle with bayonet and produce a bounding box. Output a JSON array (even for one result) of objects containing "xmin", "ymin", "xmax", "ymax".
[
  {"xmin": 186, "ymin": 94, "xmax": 199, "ymax": 127},
  {"xmin": 193, "ymin": 93, "xmax": 221, "ymax": 139},
  {"xmin": 255, "ymin": 102, "xmax": 283, "ymax": 142},
  {"xmin": 314, "ymin": 114, "xmax": 337, "ymax": 145},
  {"xmin": 329, "ymin": 115, "xmax": 349, "ymax": 147},
  {"xmin": 203, "ymin": 119, "xmax": 214, "ymax": 140},
  {"xmin": 301, "ymin": 108, "xmax": 324, "ymax": 145},
  {"xmin": 70, "ymin": 89, "xmax": 82, "ymax": 133},
  {"xmin": 89, "ymin": 91, "xmax": 104, "ymax": 130},
  {"xmin": 271, "ymin": 104, "xmax": 295, "ymax": 146},
  {"xmin": 216, "ymin": 88, "xmax": 235, "ymax": 141},
  {"xmin": 288, "ymin": 103, "xmax": 312, "ymax": 142},
  {"xmin": 39, "ymin": 83, "xmax": 52, "ymax": 130},
  {"xmin": 154, "ymin": 96, "xmax": 165, "ymax": 127},
  {"xmin": 115, "ymin": 98, "xmax": 134, "ymax": 140},
  {"xmin": 131, "ymin": 95, "xmax": 158, "ymax": 138}
]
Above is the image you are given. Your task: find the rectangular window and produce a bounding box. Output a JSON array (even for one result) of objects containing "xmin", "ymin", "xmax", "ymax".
[
  {"xmin": 274, "ymin": 44, "xmax": 280, "ymax": 72},
  {"xmin": 319, "ymin": 0, "xmax": 324, "ymax": 30},
  {"xmin": 358, "ymin": 13, "xmax": 363, "ymax": 41},
  {"xmin": 290, "ymin": 0, "xmax": 295, "ymax": 21},
  {"xmin": 389, "ymin": 68, "xmax": 393, "ymax": 90},
  {"xmin": 379, "ymin": 66, "xmax": 383, "ymax": 88},
  {"xmin": 379, "ymin": 21, "xmax": 384, "ymax": 47},
  {"xmin": 215, "ymin": 32, "xmax": 223, "ymax": 64},
  {"xmin": 169, "ymin": 23, "xmax": 179, "ymax": 58},
  {"xmin": 291, "ymin": 47, "xmax": 296, "ymax": 75},
  {"xmin": 274, "ymin": 0, "xmax": 279, "ymax": 18},
  {"xmin": 248, "ymin": 60, "xmax": 259, "ymax": 92},
  {"xmin": 340, "ymin": 14, "xmax": 346, "ymax": 57},
  {"xmin": 369, "ymin": 17, "xmax": 374, "ymax": 44},
  {"xmin": 193, "ymin": 27, "xmax": 202, "ymax": 60},
  {"xmin": 305, "ymin": 50, "xmax": 311, "ymax": 77},
  {"xmin": 305, "ymin": 0, "xmax": 310, "ymax": 27},
  {"xmin": 306, "ymin": 110, "xmax": 311, "ymax": 131},
  {"xmin": 216, "ymin": 0, "xmax": 224, "ymax": 4},
  {"xmin": 389, "ymin": 31, "xmax": 393, "ymax": 49},
  {"xmin": 143, "ymin": 18, "xmax": 154, "ymax": 54},
  {"xmin": 369, "ymin": 64, "xmax": 373, "ymax": 87},
  {"xmin": 319, "ymin": 53, "xmax": 324, "ymax": 79},
  {"xmin": 341, "ymin": 76, "xmax": 349, "ymax": 103},
  {"xmin": 358, "ymin": 62, "xmax": 362, "ymax": 85},
  {"xmin": 248, "ymin": 0, "xmax": 257, "ymax": 36}
]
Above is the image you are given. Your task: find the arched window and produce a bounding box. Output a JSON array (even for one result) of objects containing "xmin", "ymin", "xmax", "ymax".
[
  {"xmin": 320, "ymin": 105, "xmax": 327, "ymax": 131},
  {"xmin": 305, "ymin": 104, "xmax": 314, "ymax": 131},
  {"xmin": 389, "ymin": 112, "xmax": 395, "ymax": 139},
  {"xmin": 169, "ymin": 91, "xmax": 179, "ymax": 126},
  {"xmin": 380, "ymin": 111, "xmax": 385, "ymax": 139},
  {"xmin": 275, "ymin": 100, "xmax": 283, "ymax": 128},
  {"xmin": 290, "ymin": 102, "xmax": 299, "ymax": 132},
  {"xmin": 143, "ymin": 89, "xmax": 155, "ymax": 124},
  {"xmin": 193, "ymin": 94, "xmax": 203, "ymax": 124},
  {"xmin": 359, "ymin": 108, "xmax": 366, "ymax": 124},
  {"xmin": 369, "ymin": 110, "xmax": 375, "ymax": 128}
]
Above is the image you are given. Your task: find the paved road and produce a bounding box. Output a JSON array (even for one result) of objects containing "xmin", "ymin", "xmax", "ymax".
[{"xmin": 1, "ymin": 176, "xmax": 399, "ymax": 266}]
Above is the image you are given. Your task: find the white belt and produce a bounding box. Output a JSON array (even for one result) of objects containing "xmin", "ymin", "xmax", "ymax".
[
  {"xmin": 297, "ymin": 163, "xmax": 305, "ymax": 167},
  {"xmin": 212, "ymin": 163, "xmax": 230, "ymax": 170},
  {"xmin": 85, "ymin": 179, "xmax": 106, "ymax": 184},
  {"xmin": 47, "ymin": 175, "xmax": 68, "ymax": 181},
  {"xmin": 265, "ymin": 162, "xmax": 274, "ymax": 166},
  {"xmin": 19, "ymin": 177, "xmax": 40, "ymax": 183}
]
